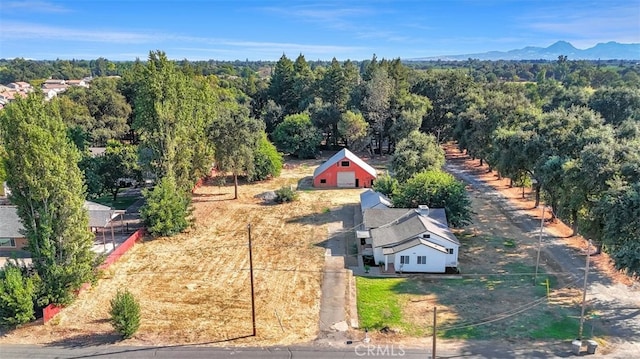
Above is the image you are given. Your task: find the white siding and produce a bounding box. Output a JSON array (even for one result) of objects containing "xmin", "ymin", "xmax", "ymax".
[
  {"xmin": 394, "ymin": 245, "xmax": 447, "ymax": 273},
  {"xmin": 420, "ymin": 233, "xmax": 459, "ymax": 267},
  {"xmin": 373, "ymin": 247, "xmax": 385, "ymax": 265}
]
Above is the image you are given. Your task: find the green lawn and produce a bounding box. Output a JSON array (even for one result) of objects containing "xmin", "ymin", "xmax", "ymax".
[
  {"xmin": 356, "ymin": 273, "xmax": 596, "ymax": 340},
  {"xmin": 357, "ymin": 277, "xmax": 427, "ymax": 335},
  {"xmin": 92, "ymin": 191, "xmax": 141, "ymax": 210}
]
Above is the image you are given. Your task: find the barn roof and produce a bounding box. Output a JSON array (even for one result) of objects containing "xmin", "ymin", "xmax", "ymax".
[{"xmin": 313, "ymin": 149, "xmax": 377, "ymax": 178}]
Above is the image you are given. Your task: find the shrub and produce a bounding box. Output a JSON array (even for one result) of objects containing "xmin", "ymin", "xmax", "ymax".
[
  {"xmin": 274, "ymin": 186, "xmax": 298, "ymax": 203},
  {"xmin": 140, "ymin": 176, "xmax": 191, "ymax": 237},
  {"xmin": 0, "ymin": 264, "xmax": 35, "ymax": 328},
  {"xmin": 109, "ymin": 289, "xmax": 141, "ymax": 339}
]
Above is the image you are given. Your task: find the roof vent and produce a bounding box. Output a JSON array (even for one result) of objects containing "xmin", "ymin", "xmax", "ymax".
[{"xmin": 416, "ymin": 205, "xmax": 429, "ymax": 217}]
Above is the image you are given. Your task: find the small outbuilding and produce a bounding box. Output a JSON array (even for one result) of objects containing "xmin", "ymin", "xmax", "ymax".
[{"xmin": 313, "ymin": 149, "xmax": 377, "ymax": 188}]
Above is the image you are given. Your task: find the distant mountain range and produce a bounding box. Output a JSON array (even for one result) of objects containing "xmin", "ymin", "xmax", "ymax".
[{"xmin": 411, "ymin": 41, "xmax": 640, "ymax": 61}]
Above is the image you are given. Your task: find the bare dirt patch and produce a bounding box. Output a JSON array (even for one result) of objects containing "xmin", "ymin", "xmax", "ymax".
[{"xmin": 0, "ymin": 157, "xmax": 364, "ymax": 347}]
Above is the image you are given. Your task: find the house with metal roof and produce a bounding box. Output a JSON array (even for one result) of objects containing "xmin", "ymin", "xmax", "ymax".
[
  {"xmin": 359, "ymin": 189, "xmax": 393, "ymax": 212},
  {"xmin": 313, "ymin": 149, "xmax": 377, "ymax": 188}
]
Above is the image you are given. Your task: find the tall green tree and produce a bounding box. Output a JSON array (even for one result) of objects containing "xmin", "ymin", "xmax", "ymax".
[
  {"xmin": 210, "ymin": 105, "xmax": 264, "ymax": 199},
  {"xmin": 392, "ymin": 170, "xmax": 473, "ymax": 227},
  {"xmin": 268, "ymin": 54, "xmax": 296, "ymax": 115},
  {"xmin": 338, "ymin": 110, "xmax": 369, "ymax": 151},
  {"xmin": 391, "ymin": 130, "xmax": 445, "ymax": 182},
  {"xmin": 1, "ymin": 95, "xmax": 96, "ymax": 306},
  {"xmin": 360, "ymin": 65, "xmax": 392, "ymax": 154},
  {"xmin": 272, "ymin": 113, "xmax": 322, "ymax": 159},
  {"xmin": 594, "ymin": 180, "xmax": 640, "ymax": 277},
  {"xmin": 132, "ymin": 51, "xmax": 215, "ymax": 192},
  {"xmin": 100, "ymin": 140, "xmax": 141, "ymax": 201}
]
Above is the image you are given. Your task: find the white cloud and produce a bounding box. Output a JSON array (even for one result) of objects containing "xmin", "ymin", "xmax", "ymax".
[
  {"xmin": 521, "ymin": 3, "xmax": 640, "ymax": 45},
  {"xmin": 0, "ymin": 21, "xmax": 157, "ymax": 43},
  {"xmin": 2, "ymin": 1, "xmax": 70, "ymax": 13}
]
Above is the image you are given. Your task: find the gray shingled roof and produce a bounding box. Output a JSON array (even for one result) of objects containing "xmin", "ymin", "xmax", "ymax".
[
  {"xmin": 363, "ymin": 207, "xmax": 448, "ymax": 229},
  {"xmin": 0, "ymin": 206, "xmax": 24, "ymax": 238},
  {"xmin": 369, "ymin": 209, "xmax": 459, "ymax": 249},
  {"xmin": 313, "ymin": 148, "xmax": 377, "ymax": 178}
]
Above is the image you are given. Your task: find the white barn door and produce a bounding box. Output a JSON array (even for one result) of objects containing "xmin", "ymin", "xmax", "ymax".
[{"xmin": 337, "ymin": 172, "xmax": 356, "ymax": 187}]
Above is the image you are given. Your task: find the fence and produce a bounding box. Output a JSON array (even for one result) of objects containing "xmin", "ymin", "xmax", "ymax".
[{"xmin": 43, "ymin": 227, "xmax": 146, "ymax": 323}]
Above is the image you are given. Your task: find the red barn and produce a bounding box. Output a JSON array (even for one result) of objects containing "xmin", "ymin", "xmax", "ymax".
[{"xmin": 313, "ymin": 149, "xmax": 377, "ymax": 188}]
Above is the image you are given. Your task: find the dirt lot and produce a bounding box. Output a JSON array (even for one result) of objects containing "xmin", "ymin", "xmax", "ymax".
[{"xmin": 0, "ymin": 157, "xmax": 364, "ymax": 347}]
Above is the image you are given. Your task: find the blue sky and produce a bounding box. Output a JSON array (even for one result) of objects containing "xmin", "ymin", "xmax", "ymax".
[{"xmin": 0, "ymin": 0, "xmax": 638, "ymax": 61}]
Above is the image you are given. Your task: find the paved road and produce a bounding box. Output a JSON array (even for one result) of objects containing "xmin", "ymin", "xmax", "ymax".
[{"xmin": 0, "ymin": 342, "xmax": 604, "ymax": 359}]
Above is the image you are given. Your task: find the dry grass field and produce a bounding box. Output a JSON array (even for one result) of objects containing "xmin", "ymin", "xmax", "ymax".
[{"xmin": 0, "ymin": 157, "xmax": 365, "ymax": 347}]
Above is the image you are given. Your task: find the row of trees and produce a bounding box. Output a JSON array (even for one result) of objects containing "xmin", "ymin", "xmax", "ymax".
[{"xmin": 420, "ymin": 73, "xmax": 640, "ymax": 276}]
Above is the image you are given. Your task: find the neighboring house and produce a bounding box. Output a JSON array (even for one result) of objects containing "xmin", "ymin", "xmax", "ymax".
[
  {"xmin": 41, "ymin": 83, "xmax": 68, "ymax": 93},
  {"xmin": 7, "ymin": 82, "xmax": 32, "ymax": 91},
  {"xmin": 313, "ymin": 148, "xmax": 377, "ymax": 188},
  {"xmin": 0, "ymin": 206, "xmax": 28, "ymax": 253},
  {"xmin": 44, "ymin": 79, "xmax": 66, "ymax": 85},
  {"xmin": 66, "ymin": 79, "xmax": 88, "ymax": 88},
  {"xmin": 360, "ymin": 205, "xmax": 460, "ymax": 273},
  {"xmin": 360, "ymin": 189, "xmax": 393, "ymax": 212},
  {"xmin": 0, "ymin": 201, "xmax": 124, "ymax": 254}
]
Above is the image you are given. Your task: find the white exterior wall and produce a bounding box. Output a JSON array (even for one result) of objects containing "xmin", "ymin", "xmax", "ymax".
[
  {"xmin": 395, "ymin": 245, "xmax": 447, "ymax": 273},
  {"xmin": 373, "ymin": 247, "xmax": 385, "ymax": 265},
  {"xmin": 419, "ymin": 233, "xmax": 459, "ymax": 267}
]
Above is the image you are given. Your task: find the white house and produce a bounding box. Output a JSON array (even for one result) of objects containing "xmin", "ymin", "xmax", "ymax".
[{"xmin": 361, "ymin": 205, "xmax": 459, "ymax": 273}]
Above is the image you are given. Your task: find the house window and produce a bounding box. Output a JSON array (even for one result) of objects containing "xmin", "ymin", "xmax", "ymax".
[
  {"xmin": 447, "ymin": 248, "xmax": 454, "ymax": 254},
  {"xmin": 320, "ymin": 179, "xmax": 326, "ymax": 184},
  {"xmin": 0, "ymin": 238, "xmax": 16, "ymax": 247},
  {"xmin": 400, "ymin": 255, "xmax": 410, "ymax": 264},
  {"xmin": 417, "ymin": 256, "xmax": 427, "ymax": 264},
  {"xmin": 422, "ymin": 233, "xmax": 431, "ymax": 238},
  {"xmin": 340, "ymin": 160, "xmax": 350, "ymax": 167}
]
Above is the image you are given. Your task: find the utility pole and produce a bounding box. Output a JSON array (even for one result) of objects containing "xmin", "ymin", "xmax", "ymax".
[
  {"xmin": 248, "ymin": 223, "xmax": 256, "ymax": 337},
  {"xmin": 432, "ymin": 307, "xmax": 437, "ymax": 359},
  {"xmin": 579, "ymin": 239, "xmax": 592, "ymax": 339},
  {"xmin": 534, "ymin": 206, "xmax": 545, "ymax": 285}
]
